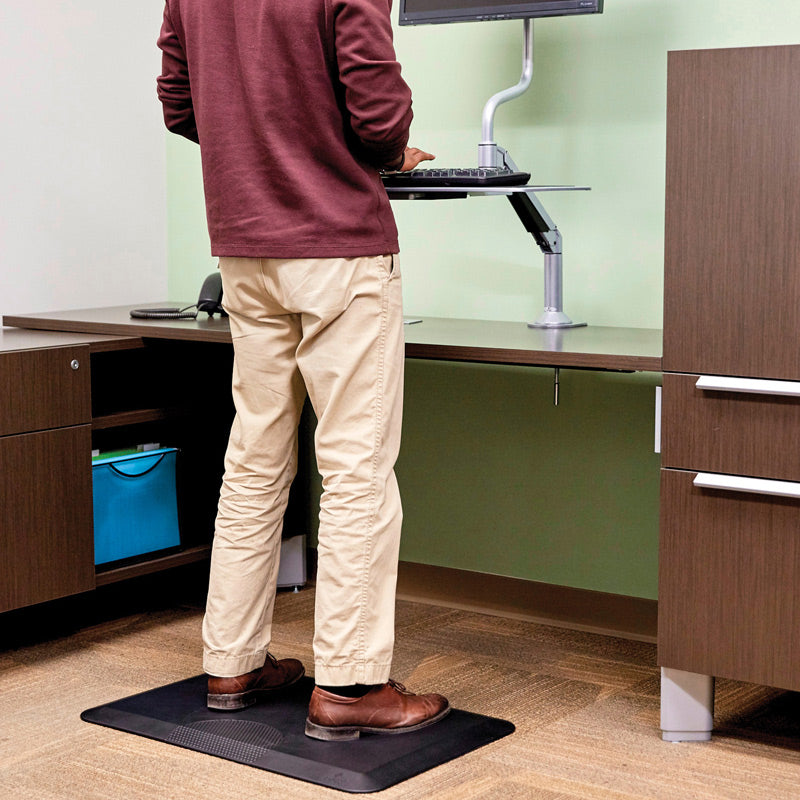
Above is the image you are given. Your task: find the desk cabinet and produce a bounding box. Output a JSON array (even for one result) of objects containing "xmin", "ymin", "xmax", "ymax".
[
  {"xmin": 0, "ymin": 344, "xmax": 94, "ymax": 612},
  {"xmin": 659, "ymin": 44, "xmax": 800, "ymax": 740},
  {"xmin": 0, "ymin": 333, "xmax": 236, "ymax": 613}
]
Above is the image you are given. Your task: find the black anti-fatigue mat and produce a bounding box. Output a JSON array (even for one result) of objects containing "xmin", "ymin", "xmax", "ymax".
[{"xmin": 81, "ymin": 676, "xmax": 514, "ymax": 793}]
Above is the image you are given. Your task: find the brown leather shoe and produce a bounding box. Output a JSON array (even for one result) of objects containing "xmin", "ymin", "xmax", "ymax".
[
  {"xmin": 207, "ymin": 653, "xmax": 305, "ymax": 711},
  {"xmin": 305, "ymin": 679, "xmax": 450, "ymax": 740}
]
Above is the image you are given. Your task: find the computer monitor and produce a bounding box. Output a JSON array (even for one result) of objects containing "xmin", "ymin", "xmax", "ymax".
[{"xmin": 399, "ymin": 0, "xmax": 603, "ymax": 26}]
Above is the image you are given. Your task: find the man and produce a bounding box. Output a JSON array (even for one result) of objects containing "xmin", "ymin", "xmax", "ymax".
[{"xmin": 157, "ymin": 0, "xmax": 449, "ymax": 741}]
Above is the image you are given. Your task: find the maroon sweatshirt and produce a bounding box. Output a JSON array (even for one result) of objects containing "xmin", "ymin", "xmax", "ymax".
[{"xmin": 157, "ymin": 0, "xmax": 412, "ymax": 258}]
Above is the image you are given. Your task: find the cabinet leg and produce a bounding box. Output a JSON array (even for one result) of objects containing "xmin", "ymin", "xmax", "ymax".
[{"xmin": 660, "ymin": 667, "xmax": 714, "ymax": 742}]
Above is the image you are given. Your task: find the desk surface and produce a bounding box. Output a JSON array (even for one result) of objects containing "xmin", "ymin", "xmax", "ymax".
[
  {"xmin": 4, "ymin": 305, "xmax": 662, "ymax": 372},
  {"xmin": 0, "ymin": 325, "xmax": 141, "ymax": 354}
]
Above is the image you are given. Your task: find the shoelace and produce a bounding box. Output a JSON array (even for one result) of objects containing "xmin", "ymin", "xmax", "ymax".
[{"xmin": 265, "ymin": 652, "xmax": 279, "ymax": 669}]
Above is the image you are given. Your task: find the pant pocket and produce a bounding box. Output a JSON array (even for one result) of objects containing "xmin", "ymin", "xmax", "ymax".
[{"xmin": 380, "ymin": 254, "xmax": 400, "ymax": 278}]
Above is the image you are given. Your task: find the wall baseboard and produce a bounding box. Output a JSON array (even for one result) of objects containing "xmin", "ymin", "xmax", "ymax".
[{"xmin": 395, "ymin": 562, "xmax": 657, "ymax": 644}]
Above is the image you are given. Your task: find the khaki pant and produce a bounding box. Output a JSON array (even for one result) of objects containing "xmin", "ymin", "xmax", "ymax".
[{"xmin": 202, "ymin": 254, "xmax": 404, "ymax": 686}]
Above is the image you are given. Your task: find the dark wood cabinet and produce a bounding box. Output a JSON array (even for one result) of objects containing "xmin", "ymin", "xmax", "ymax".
[
  {"xmin": 661, "ymin": 372, "xmax": 800, "ymax": 482},
  {"xmin": 659, "ymin": 468, "xmax": 800, "ymax": 690},
  {"xmin": 0, "ymin": 345, "xmax": 91, "ymax": 436},
  {"xmin": 663, "ymin": 45, "xmax": 800, "ymax": 380},
  {"xmin": 0, "ymin": 339, "xmax": 95, "ymax": 612},
  {"xmin": 0, "ymin": 332, "xmax": 236, "ymax": 612},
  {"xmin": 659, "ymin": 44, "xmax": 800, "ymax": 740},
  {"xmin": 0, "ymin": 322, "xmax": 310, "ymax": 613},
  {"xmin": 0, "ymin": 426, "xmax": 95, "ymax": 612}
]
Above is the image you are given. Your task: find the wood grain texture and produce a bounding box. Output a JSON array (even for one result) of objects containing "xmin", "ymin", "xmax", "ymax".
[
  {"xmin": 0, "ymin": 426, "xmax": 94, "ymax": 612},
  {"xmin": 658, "ymin": 468, "xmax": 800, "ymax": 690},
  {"xmin": 0, "ymin": 346, "xmax": 91, "ymax": 436},
  {"xmin": 7, "ymin": 307, "xmax": 663, "ymax": 372},
  {"xmin": 661, "ymin": 372, "xmax": 800, "ymax": 480},
  {"xmin": 663, "ymin": 45, "xmax": 800, "ymax": 378},
  {"xmin": 4, "ymin": 307, "xmax": 233, "ymax": 344},
  {"xmin": 94, "ymin": 545, "xmax": 212, "ymax": 586},
  {"xmin": 0, "ymin": 327, "xmax": 137, "ymax": 353},
  {"xmin": 403, "ymin": 317, "xmax": 662, "ymax": 370}
]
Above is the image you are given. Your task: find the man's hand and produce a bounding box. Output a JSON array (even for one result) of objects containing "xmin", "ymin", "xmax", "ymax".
[{"xmin": 400, "ymin": 147, "xmax": 435, "ymax": 171}]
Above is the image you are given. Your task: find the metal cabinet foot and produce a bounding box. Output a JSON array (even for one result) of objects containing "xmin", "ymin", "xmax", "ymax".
[{"xmin": 660, "ymin": 667, "xmax": 714, "ymax": 742}]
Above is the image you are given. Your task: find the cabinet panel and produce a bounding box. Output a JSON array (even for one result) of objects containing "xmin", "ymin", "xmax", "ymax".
[
  {"xmin": 0, "ymin": 426, "xmax": 95, "ymax": 612},
  {"xmin": 662, "ymin": 372, "xmax": 800, "ymax": 480},
  {"xmin": 663, "ymin": 45, "xmax": 800, "ymax": 379},
  {"xmin": 658, "ymin": 468, "xmax": 800, "ymax": 690},
  {"xmin": 0, "ymin": 346, "xmax": 91, "ymax": 436}
]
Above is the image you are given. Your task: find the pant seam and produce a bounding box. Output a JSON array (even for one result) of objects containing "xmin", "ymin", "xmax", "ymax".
[{"xmin": 355, "ymin": 258, "xmax": 390, "ymax": 675}]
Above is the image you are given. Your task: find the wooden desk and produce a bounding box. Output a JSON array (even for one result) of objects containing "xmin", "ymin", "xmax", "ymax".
[
  {"xmin": 4, "ymin": 305, "xmax": 662, "ymax": 373},
  {"xmin": 1, "ymin": 307, "xmax": 661, "ymax": 615}
]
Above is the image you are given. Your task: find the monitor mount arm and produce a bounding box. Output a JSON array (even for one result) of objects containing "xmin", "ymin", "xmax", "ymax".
[
  {"xmin": 478, "ymin": 18, "xmax": 534, "ymax": 170},
  {"xmin": 479, "ymin": 19, "xmax": 585, "ymax": 328}
]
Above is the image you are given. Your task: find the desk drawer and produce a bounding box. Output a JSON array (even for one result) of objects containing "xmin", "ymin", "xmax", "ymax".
[
  {"xmin": 0, "ymin": 346, "xmax": 91, "ymax": 436},
  {"xmin": 658, "ymin": 467, "xmax": 800, "ymax": 690},
  {"xmin": 661, "ymin": 372, "xmax": 800, "ymax": 481},
  {"xmin": 0, "ymin": 425, "xmax": 95, "ymax": 611}
]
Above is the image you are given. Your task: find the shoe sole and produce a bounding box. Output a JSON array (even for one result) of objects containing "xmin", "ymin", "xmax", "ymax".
[
  {"xmin": 207, "ymin": 668, "xmax": 304, "ymax": 711},
  {"xmin": 304, "ymin": 704, "xmax": 451, "ymax": 741}
]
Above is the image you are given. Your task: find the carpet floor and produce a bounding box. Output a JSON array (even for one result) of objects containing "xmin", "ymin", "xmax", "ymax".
[{"xmin": 2, "ymin": 583, "xmax": 800, "ymax": 799}]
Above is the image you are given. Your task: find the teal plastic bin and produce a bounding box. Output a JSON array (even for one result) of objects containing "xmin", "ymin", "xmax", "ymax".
[{"xmin": 92, "ymin": 448, "xmax": 181, "ymax": 566}]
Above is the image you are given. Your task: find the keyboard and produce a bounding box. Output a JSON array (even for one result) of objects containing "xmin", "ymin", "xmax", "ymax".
[{"xmin": 382, "ymin": 167, "xmax": 530, "ymax": 188}]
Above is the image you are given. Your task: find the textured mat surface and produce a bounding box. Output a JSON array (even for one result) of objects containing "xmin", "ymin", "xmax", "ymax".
[{"xmin": 81, "ymin": 675, "xmax": 514, "ymax": 793}]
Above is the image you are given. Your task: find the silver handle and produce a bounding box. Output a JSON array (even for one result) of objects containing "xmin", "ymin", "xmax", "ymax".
[
  {"xmin": 696, "ymin": 375, "xmax": 800, "ymax": 397},
  {"xmin": 693, "ymin": 472, "xmax": 800, "ymax": 499},
  {"xmin": 70, "ymin": 359, "xmax": 80, "ymax": 370}
]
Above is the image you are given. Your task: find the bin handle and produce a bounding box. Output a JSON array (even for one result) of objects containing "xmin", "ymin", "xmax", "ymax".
[{"xmin": 108, "ymin": 452, "xmax": 167, "ymax": 478}]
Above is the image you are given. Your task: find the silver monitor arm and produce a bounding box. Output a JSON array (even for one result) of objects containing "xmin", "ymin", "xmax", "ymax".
[
  {"xmin": 478, "ymin": 18, "xmax": 533, "ymax": 170},
  {"xmin": 479, "ymin": 19, "xmax": 585, "ymax": 329}
]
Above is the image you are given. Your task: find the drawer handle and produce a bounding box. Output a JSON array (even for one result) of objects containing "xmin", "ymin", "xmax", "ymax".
[
  {"xmin": 693, "ymin": 472, "xmax": 800, "ymax": 499},
  {"xmin": 696, "ymin": 375, "xmax": 800, "ymax": 397}
]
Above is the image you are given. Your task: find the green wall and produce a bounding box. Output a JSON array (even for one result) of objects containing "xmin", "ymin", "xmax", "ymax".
[
  {"xmin": 164, "ymin": 1, "xmax": 800, "ymax": 599},
  {"xmin": 398, "ymin": 362, "xmax": 661, "ymax": 598}
]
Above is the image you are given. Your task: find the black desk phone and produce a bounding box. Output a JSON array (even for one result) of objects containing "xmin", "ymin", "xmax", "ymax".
[
  {"xmin": 129, "ymin": 272, "xmax": 226, "ymax": 320},
  {"xmin": 196, "ymin": 272, "xmax": 225, "ymax": 315}
]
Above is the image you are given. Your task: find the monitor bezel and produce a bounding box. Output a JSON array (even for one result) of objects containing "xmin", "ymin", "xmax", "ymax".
[{"xmin": 398, "ymin": 0, "xmax": 603, "ymax": 26}]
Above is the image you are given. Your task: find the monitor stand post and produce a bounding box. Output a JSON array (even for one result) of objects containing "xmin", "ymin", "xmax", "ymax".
[
  {"xmin": 480, "ymin": 18, "xmax": 586, "ymax": 329},
  {"xmin": 535, "ymin": 252, "xmax": 585, "ymax": 329}
]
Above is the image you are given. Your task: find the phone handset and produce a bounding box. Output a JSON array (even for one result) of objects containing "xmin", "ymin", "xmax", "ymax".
[{"xmin": 129, "ymin": 272, "xmax": 226, "ymax": 320}]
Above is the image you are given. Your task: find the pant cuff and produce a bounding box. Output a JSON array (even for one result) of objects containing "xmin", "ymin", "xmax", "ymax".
[
  {"xmin": 313, "ymin": 662, "xmax": 392, "ymax": 686},
  {"xmin": 203, "ymin": 649, "xmax": 269, "ymax": 678}
]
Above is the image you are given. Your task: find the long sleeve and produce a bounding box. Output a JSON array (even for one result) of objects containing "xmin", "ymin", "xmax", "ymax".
[
  {"xmin": 156, "ymin": 2, "xmax": 199, "ymax": 143},
  {"xmin": 331, "ymin": 0, "xmax": 413, "ymax": 169},
  {"xmin": 152, "ymin": 0, "xmax": 407, "ymax": 258}
]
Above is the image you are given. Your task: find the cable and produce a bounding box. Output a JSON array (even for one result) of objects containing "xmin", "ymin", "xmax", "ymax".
[{"xmin": 129, "ymin": 305, "xmax": 198, "ymax": 320}]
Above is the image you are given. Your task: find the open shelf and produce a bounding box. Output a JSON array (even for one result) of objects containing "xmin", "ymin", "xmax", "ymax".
[
  {"xmin": 95, "ymin": 544, "xmax": 212, "ymax": 586},
  {"xmin": 92, "ymin": 408, "xmax": 174, "ymax": 430}
]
